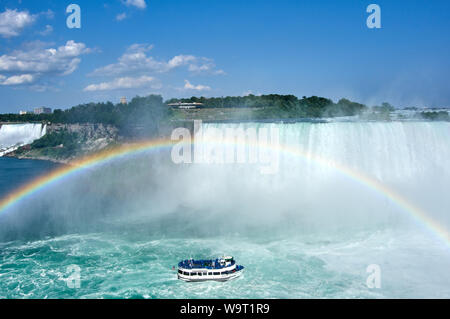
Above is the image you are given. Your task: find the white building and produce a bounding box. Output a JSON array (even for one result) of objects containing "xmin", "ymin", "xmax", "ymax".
[
  {"xmin": 34, "ymin": 107, "xmax": 52, "ymax": 114},
  {"xmin": 167, "ymin": 102, "xmax": 204, "ymax": 109}
]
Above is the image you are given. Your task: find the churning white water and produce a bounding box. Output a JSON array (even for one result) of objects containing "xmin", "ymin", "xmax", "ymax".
[
  {"xmin": 0, "ymin": 123, "xmax": 46, "ymax": 156},
  {"xmin": 196, "ymin": 121, "xmax": 450, "ymax": 232},
  {"xmin": 1, "ymin": 121, "xmax": 450, "ymax": 298}
]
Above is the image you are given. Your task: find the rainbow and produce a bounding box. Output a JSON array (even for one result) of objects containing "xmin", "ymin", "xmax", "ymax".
[
  {"xmin": 0, "ymin": 137, "xmax": 449, "ymax": 249},
  {"xmin": 0, "ymin": 138, "xmax": 176, "ymax": 214}
]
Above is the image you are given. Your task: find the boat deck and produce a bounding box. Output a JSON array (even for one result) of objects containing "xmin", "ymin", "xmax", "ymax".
[{"xmin": 178, "ymin": 259, "xmax": 235, "ymax": 270}]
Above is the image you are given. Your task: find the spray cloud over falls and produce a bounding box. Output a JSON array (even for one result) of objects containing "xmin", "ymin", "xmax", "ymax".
[{"xmin": 1, "ymin": 121, "xmax": 449, "ymax": 243}]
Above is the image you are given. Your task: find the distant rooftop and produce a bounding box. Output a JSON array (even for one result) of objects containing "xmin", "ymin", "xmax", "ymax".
[
  {"xmin": 167, "ymin": 102, "xmax": 204, "ymax": 109},
  {"xmin": 34, "ymin": 107, "xmax": 52, "ymax": 114}
]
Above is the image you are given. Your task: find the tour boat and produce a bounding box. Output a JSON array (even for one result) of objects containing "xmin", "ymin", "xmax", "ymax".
[{"xmin": 177, "ymin": 256, "xmax": 244, "ymax": 282}]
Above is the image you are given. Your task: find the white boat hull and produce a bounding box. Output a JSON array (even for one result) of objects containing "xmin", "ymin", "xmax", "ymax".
[{"xmin": 178, "ymin": 270, "xmax": 243, "ymax": 282}]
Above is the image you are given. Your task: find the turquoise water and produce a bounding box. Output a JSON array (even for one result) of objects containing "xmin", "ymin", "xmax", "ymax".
[
  {"xmin": 1, "ymin": 122, "xmax": 450, "ymax": 298},
  {"xmin": 1, "ymin": 216, "xmax": 450, "ymax": 299},
  {"xmin": 1, "ymin": 157, "xmax": 450, "ymax": 299}
]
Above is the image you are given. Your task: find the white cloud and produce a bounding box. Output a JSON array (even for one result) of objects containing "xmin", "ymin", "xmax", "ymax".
[
  {"xmin": 116, "ymin": 13, "xmax": 128, "ymax": 21},
  {"xmin": 38, "ymin": 25, "xmax": 53, "ymax": 36},
  {"xmin": 0, "ymin": 40, "xmax": 90, "ymax": 74},
  {"xmin": 168, "ymin": 55, "xmax": 196, "ymax": 68},
  {"xmin": 0, "ymin": 40, "xmax": 91, "ymax": 86},
  {"xmin": 0, "ymin": 9, "xmax": 37, "ymax": 38},
  {"xmin": 123, "ymin": 0, "xmax": 147, "ymax": 9},
  {"xmin": 0, "ymin": 74, "xmax": 34, "ymax": 86},
  {"xmin": 41, "ymin": 9, "xmax": 55, "ymax": 20},
  {"xmin": 84, "ymin": 75, "xmax": 159, "ymax": 92},
  {"xmin": 90, "ymin": 44, "xmax": 224, "ymax": 77},
  {"xmin": 188, "ymin": 59, "xmax": 226, "ymax": 75},
  {"xmin": 183, "ymin": 80, "xmax": 211, "ymax": 91}
]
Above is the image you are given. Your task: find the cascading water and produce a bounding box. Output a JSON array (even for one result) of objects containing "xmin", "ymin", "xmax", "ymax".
[
  {"xmin": 196, "ymin": 121, "xmax": 450, "ymax": 232},
  {"xmin": 0, "ymin": 121, "xmax": 449, "ymax": 298},
  {"xmin": 0, "ymin": 123, "xmax": 47, "ymax": 156}
]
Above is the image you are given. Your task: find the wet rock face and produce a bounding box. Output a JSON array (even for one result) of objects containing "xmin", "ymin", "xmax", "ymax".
[
  {"xmin": 49, "ymin": 123, "xmax": 120, "ymax": 154},
  {"xmin": 5, "ymin": 123, "xmax": 121, "ymax": 163},
  {"xmin": 47, "ymin": 123, "xmax": 119, "ymax": 140}
]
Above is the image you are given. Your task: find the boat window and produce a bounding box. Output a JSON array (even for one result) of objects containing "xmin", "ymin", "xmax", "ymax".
[
  {"xmin": 183, "ymin": 272, "xmax": 189, "ymax": 275},
  {"xmin": 191, "ymin": 272, "xmax": 197, "ymax": 276},
  {"xmin": 198, "ymin": 272, "xmax": 202, "ymax": 276},
  {"xmin": 178, "ymin": 270, "xmax": 182, "ymax": 274},
  {"xmin": 208, "ymin": 272, "xmax": 213, "ymax": 276},
  {"xmin": 214, "ymin": 272, "xmax": 219, "ymax": 275}
]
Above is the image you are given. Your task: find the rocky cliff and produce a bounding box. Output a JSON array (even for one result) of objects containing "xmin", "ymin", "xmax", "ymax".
[{"xmin": 7, "ymin": 123, "xmax": 119, "ymax": 164}]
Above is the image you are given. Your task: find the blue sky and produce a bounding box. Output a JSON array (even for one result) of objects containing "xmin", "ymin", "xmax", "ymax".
[{"xmin": 0, "ymin": 0, "xmax": 449, "ymax": 112}]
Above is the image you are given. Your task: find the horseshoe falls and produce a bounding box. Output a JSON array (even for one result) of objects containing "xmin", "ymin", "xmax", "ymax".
[{"xmin": 0, "ymin": 121, "xmax": 450, "ymax": 299}]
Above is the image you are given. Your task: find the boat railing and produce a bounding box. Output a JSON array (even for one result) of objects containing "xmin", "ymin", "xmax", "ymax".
[{"xmin": 178, "ymin": 259, "xmax": 236, "ymax": 270}]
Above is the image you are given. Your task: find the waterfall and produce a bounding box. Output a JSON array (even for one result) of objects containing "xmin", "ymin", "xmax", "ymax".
[
  {"xmin": 1, "ymin": 120, "xmax": 449, "ymax": 238},
  {"xmin": 193, "ymin": 121, "xmax": 450, "ymax": 231},
  {"xmin": 200, "ymin": 121, "xmax": 450, "ymax": 181},
  {"xmin": 0, "ymin": 123, "xmax": 47, "ymax": 156}
]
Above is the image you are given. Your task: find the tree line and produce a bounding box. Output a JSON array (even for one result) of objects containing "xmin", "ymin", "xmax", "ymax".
[
  {"xmin": 167, "ymin": 94, "xmax": 369, "ymax": 118},
  {"xmin": 0, "ymin": 94, "xmax": 408, "ymax": 132},
  {"xmin": 0, "ymin": 95, "xmax": 171, "ymax": 137}
]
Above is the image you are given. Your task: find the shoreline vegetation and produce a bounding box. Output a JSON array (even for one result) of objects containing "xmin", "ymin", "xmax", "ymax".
[{"xmin": 1, "ymin": 94, "xmax": 449, "ymax": 164}]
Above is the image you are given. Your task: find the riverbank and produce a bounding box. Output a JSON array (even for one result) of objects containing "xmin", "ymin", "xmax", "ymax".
[
  {"xmin": 4, "ymin": 150, "xmax": 73, "ymax": 164},
  {"xmin": 4, "ymin": 123, "xmax": 119, "ymax": 164}
]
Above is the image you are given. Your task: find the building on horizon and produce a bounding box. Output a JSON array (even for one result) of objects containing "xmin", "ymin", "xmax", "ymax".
[
  {"xmin": 120, "ymin": 97, "xmax": 127, "ymax": 105},
  {"xmin": 19, "ymin": 111, "xmax": 31, "ymax": 115},
  {"xmin": 167, "ymin": 102, "xmax": 204, "ymax": 109},
  {"xmin": 34, "ymin": 107, "xmax": 52, "ymax": 114}
]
